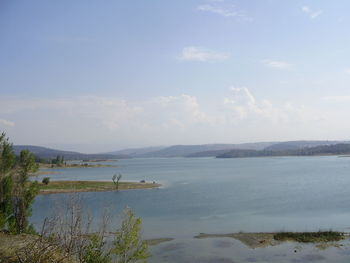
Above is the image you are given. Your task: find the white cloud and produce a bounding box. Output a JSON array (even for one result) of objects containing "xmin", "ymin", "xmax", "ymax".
[
  {"xmin": 345, "ymin": 68, "xmax": 350, "ymax": 74},
  {"xmin": 302, "ymin": 6, "xmax": 310, "ymax": 13},
  {"xmin": 152, "ymin": 94, "xmax": 213, "ymax": 129},
  {"xmin": 302, "ymin": 6, "xmax": 323, "ymax": 19},
  {"xmin": 179, "ymin": 47, "xmax": 230, "ymax": 62},
  {"xmin": 224, "ymin": 87, "xmax": 257, "ymax": 119},
  {"xmin": 310, "ymin": 10, "xmax": 323, "ymax": 19},
  {"xmin": 0, "ymin": 119, "xmax": 15, "ymax": 127},
  {"xmin": 322, "ymin": 96, "xmax": 350, "ymax": 103},
  {"xmin": 197, "ymin": 1, "xmax": 252, "ymax": 21},
  {"xmin": 198, "ymin": 4, "xmax": 241, "ymax": 17},
  {"xmin": 262, "ymin": 59, "xmax": 292, "ymax": 69},
  {"xmin": 223, "ymin": 87, "xmax": 318, "ymax": 123},
  {"xmin": 70, "ymin": 96, "xmax": 144, "ymax": 131}
]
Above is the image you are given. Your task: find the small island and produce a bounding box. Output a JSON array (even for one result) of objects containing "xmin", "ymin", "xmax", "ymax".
[{"xmin": 38, "ymin": 180, "xmax": 161, "ymax": 195}]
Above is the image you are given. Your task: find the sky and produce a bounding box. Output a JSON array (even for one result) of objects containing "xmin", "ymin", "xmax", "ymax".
[{"xmin": 1, "ymin": 0, "xmax": 350, "ymax": 153}]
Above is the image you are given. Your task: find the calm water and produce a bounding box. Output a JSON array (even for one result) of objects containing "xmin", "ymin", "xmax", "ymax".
[{"xmin": 31, "ymin": 156, "xmax": 350, "ymax": 262}]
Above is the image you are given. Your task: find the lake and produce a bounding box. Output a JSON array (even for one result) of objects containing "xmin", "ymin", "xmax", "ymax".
[{"xmin": 31, "ymin": 156, "xmax": 350, "ymax": 262}]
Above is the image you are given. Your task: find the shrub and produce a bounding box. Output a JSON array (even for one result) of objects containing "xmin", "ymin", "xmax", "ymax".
[{"xmin": 42, "ymin": 177, "xmax": 50, "ymax": 185}]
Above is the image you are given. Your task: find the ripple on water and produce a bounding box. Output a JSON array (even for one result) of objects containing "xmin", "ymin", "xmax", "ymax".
[
  {"xmin": 290, "ymin": 254, "xmax": 327, "ymax": 262},
  {"xmin": 245, "ymin": 257, "xmax": 258, "ymax": 262},
  {"xmin": 160, "ymin": 242, "xmax": 185, "ymax": 253},
  {"xmin": 191, "ymin": 257, "xmax": 236, "ymax": 263},
  {"xmin": 214, "ymin": 239, "xmax": 234, "ymax": 248}
]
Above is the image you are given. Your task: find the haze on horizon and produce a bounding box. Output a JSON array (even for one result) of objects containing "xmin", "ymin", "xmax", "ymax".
[{"xmin": 1, "ymin": 0, "xmax": 350, "ymax": 153}]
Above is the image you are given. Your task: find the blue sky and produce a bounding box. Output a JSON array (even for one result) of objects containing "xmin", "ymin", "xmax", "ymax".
[{"xmin": 1, "ymin": 0, "xmax": 350, "ymax": 152}]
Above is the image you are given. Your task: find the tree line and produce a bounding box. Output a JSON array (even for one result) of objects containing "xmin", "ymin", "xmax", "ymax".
[{"xmin": 216, "ymin": 143, "xmax": 350, "ymax": 158}]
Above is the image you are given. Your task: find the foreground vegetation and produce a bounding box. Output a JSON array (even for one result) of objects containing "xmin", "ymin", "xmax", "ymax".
[
  {"xmin": 0, "ymin": 132, "xmax": 150, "ymax": 262},
  {"xmin": 0, "ymin": 232, "xmax": 77, "ymax": 263},
  {"xmin": 0, "ymin": 206, "xmax": 150, "ymax": 263},
  {"xmin": 38, "ymin": 180, "xmax": 160, "ymax": 194}
]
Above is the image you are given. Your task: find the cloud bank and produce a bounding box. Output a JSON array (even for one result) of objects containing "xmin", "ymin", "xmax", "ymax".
[{"xmin": 1, "ymin": 88, "xmax": 338, "ymax": 151}]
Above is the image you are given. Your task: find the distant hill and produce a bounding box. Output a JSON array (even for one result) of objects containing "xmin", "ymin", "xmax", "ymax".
[
  {"xmin": 216, "ymin": 143, "xmax": 350, "ymax": 158},
  {"xmin": 134, "ymin": 145, "xmax": 215, "ymax": 158},
  {"xmin": 106, "ymin": 146, "xmax": 166, "ymax": 156},
  {"xmin": 186, "ymin": 142, "xmax": 275, "ymax": 157},
  {"xmin": 128, "ymin": 142, "xmax": 275, "ymax": 158},
  {"xmin": 14, "ymin": 140, "xmax": 350, "ymax": 160},
  {"xmin": 13, "ymin": 145, "xmax": 129, "ymax": 160},
  {"xmin": 187, "ymin": 149, "xmax": 239, "ymax": 158},
  {"xmin": 264, "ymin": 140, "xmax": 347, "ymax": 151}
]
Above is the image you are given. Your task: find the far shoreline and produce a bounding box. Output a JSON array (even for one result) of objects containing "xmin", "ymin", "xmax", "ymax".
[{"xmin": 38, "ymin": 163, "xmax": 117, "ymax": 169}]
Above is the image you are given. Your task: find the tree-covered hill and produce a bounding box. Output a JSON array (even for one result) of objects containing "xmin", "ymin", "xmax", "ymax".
[
  {"xmin": 13, "ymin": 145, "xmax": 129, "ymax": 160},
  {"xmin": 216, "ymin": 143, "xmax": 350, "ymax": 158}
]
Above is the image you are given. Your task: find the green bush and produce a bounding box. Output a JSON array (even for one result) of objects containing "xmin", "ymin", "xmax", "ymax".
[{"xmin": 42, "ymin": 177, "xmax": 50, "ymax": 185}]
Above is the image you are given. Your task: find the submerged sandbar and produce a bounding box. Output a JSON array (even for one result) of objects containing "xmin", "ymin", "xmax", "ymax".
[{"xmin": 194, "ymin": 231, "xmax": 345, "ymax": 249}]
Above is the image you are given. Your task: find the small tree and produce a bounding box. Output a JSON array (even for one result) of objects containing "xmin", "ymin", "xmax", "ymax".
[
  {"xmin": 112, "ymin": 208, "xmax": 150, "ymax": 263},
  {"xmin": 0, "ymin": 132, "xmax": 16, "ymax": 229},
  {"xmin": 42, "ymin": 177, "xmax": 50, "ymax": 185},
  {"xmin": 112, "ymin": 173, "xmax": 122, "ymax": 190},
  {"xmin": 0, "ymin": 133, "xmax": 39, "ymax": 233},
  {"xmin": 112, "ymin": 174, "xmax": 117, "ymax": 187},
  {"xmin": 11, "ymin": 150, "xmax": 39, "ymax": 233}
]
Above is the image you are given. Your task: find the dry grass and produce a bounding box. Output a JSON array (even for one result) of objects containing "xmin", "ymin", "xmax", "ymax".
[{"xmin": 0, "ymin": 232, "xmax": 78, "ymax": 263}]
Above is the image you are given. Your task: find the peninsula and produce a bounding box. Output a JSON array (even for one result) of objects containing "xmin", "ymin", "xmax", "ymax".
[{"xmin": 38, "ymin": 180, "xmax": 161, "ymax": 195}]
